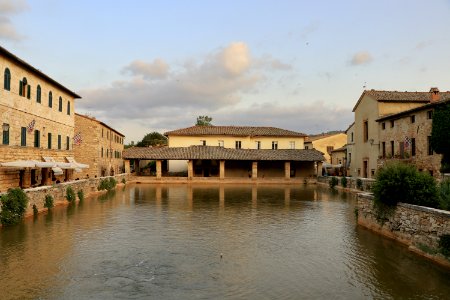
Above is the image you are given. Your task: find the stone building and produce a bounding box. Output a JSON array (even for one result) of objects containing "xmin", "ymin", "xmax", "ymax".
[
  {"xmin": 350, "ymin": 88, "xmax": 450, "ymax": 178},
  {"xmin": 74, "ymin": 113, "xmax": 125, "ymax": 178},
  {"xmin": 345, "ymin": 122, "xmax": 355, "ymax": 176},
  {"xmin": 164, "ymin": 125, "xmax": 307, "ymax": 172},
  {"xmin": 304, "ymin": 132, "xmax": 347, "ymax": 163},
  {"xmin": 376, "ymin": 90, "xmax": 450, "ymax": 178},
  {"xmin": 0, "ymin": 46, "xmax": 82, "ymax": 192}
]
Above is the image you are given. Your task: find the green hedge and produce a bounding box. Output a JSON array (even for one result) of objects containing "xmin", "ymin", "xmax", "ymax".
[
  {"xmin": 372, "ymin": 162, "xmax": 439, "ymax": 208},
  {"xmin": 98, "ymin": 177, "xmax": 117, "ymax": 191},
  {"xmin": 0, "ymin": 188, "xmax": 29, "ymax": 225}
]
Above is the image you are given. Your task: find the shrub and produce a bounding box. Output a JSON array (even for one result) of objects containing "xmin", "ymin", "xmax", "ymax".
[
  {"xmin": 341, "ymin": 177, "xmax": 347, "ymax": 188},
  {"xmin": 32, "ymin": 204, "xmax": 38, "ymax": 216},
  {"xmin": 66, "ymin": 186, "xmax": 76, "ymax": 202},
  {"xmin": 438, "ymin": 179, "xmax": 450, "ymax": 211},
  {"xmin": 356, "ymin": 178, "xmax": 363, "ymax": 190},
  {"xmin": 0, "ymin": 188, "xmax": 29, "ymax": 225},
  {"xmin": 372, "ymin": 162, "xmax": 439, "ymax": 208},
  {"xmin": 329, "ymin": 176, "xmax": 338, "ymax": 189},
  {"xmin": 77, "ymin": 190, "xmax": 84, "ymax": 202},
  {"xmin": 439, "ymin": 234, "xmax": 450, "ymax": 257},
  {"xmin": 44, "ymin": 194, "xmax": 54, "ymax": 209},
  {"xmin": 98, "ymin": 177, "xmax": 118, "ymax": 191}
]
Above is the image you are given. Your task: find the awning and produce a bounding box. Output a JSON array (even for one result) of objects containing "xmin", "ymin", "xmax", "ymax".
[
  {"xmin": 0, "ymin": 160, "xmax": 37, "ymax": 168},
  {"xmin": 65, "ymin": 157, "xmax": 89, "ymax": 169},
  {"xmin": 52, "ymin": 167, "xmax": 64, "ymax": 176}
]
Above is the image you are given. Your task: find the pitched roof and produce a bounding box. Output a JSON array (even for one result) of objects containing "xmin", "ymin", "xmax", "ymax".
[
  {"xmin": 352, "ymin": 89, "xmax": 450, "ymax": 112},
  {"xmin": 164, "ymin": 126, "xmax": 306, "ymax": 137},
  {"xmin": 331, "ymin": 145, "xmax": 347, "ymax": 153},
  {"xmin": 75, "ymin": 113, "xmax": 125, "ymax": 137},
  {"xmin": 376, "ymin": 98, "xmax": 450, "ymax": 122},
  {"xmin": 0, "ymin": 45, "xmax": 81, "ymax": 99},
  {"xmin": 123, "ymin": 146, "xmax": 324, "ymax": 161},
  {"xmin": 305, "ymin": 132, "xmax": 345, "ymax": 142}
]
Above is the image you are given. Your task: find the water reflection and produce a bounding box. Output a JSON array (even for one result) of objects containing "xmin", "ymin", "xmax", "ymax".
[{"xmin": 0, "ymin": 184, "xmax": 449, "ymax": 300}]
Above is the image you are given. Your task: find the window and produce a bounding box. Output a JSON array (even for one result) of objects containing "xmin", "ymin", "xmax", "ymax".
[
  {"xmin": 348, "ymin": 153, "xmax": 352, "ymax": 163},
  {"xmin": 391, "ymin": 141, "xmax": 394, "ymax": 157},
  {"xmin": 27, "ymin": 85, "xmax": 31, "ymax": 99},
  {"xmin": 410, "ymin": 115, "xmax": 415, "ymax": 123},
  {"xmin": 255, "ymin": 141, "xmax": 261, "ymax": 149},
  {"xmin": 427, "ymin": 110, "xmax": 433, "ymax": 119},
  {"xmin": 102, "ymin": 128, "xmax": 104, "ymax": 138},
  {"xmin": 21, "ymin": 127, "xmax": 26, "ymax": 146},
  {"xmin": 58, "ymin": 97, "xmax": 63, "ymax": 112},
  {"xmin": 363, "ymin": 120, "xmax": 368, "ymax": 142},
  {"xmin": 382, "ymin": 142, "xmax": 386, "ymax": 158},
  {"xmin": 36, "ymin": 85, "xmax": 41, "ymax": 103},
  {"xmin": 66, "ymin": 136, "xmax": 70, "ymax": 150},
  {"xmin": 305, "ymin": 145, "xmax": 309, "ymax": 149},
  {"xmin": 200, "ymin": 140, "xmax": 206, "ymax": 146},
  {"xmin": 371, "ymin": 169, "xmax": 375, "ymax": 176},
  {"xmin": 49, "ymin": 91, "xmax": 53, "ymax": 107},
  {"xmin": 327, "ymin": 146, "xmax": 334, "ymax": 153},
  {"xmin": 381, "ymin": 122, "xmax": 385, "ymax": 130},
  {"xmin": 351, "ymin": 132, "xmax": 354, "ymax": 142},
  {"xmin": 390, "ymin": 120, "xmax": 394, "ymax": 128},
  {"xmin": 2, "ymin": 123, "xmax": 9, "ymax": 145},
  {"xmin": 411, "ymin": 138, "xmax": 416, "ymax": 157},
  {"xmin": 58, "ymin": 135, "xmax": 61, "ymax": 150},
  {"xmin": 235, "ymin": 141, "xmax": 241, "ymax": 149},
  {"xmin": 48, "ymin": 132, "xmax": 52, "ymax": 149},
  {"xmin": 218, "ymin": 140, "xmax": 224, "ymax": 147},
  {"xmin": 67, "ymin": 101, "xmax": 70, "ymax": 115},
  {"xmin": 289, "ymin": 141, "xmax": 295, "ymax": 149},
  {"xmin": 4, "ymin": 68, "xmax": 11, "ymax": 90},
  {"xmin": 428, "ymin": 136, "xmax": 433, "ymax": 155},
  {"xmin": 101, "ymin": 147, "xmax": 104, "ymax": 158},
  {"xmin": 34, "ymin": 130, "xmax": 40, "ymax": 148},
  {"xmin": 19, "ymin": 77, "xmax": 27, "ymax": 97},
  {"xmin": 272, "ymin": 141, "xmax": 278, "ymax": 150}
]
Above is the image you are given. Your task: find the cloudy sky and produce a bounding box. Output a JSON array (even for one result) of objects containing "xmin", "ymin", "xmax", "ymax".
[{"xmin": 2, "ymin": 0, "xmax": 450, "ymax": 143}]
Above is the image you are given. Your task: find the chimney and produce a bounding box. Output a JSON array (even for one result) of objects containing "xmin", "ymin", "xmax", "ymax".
[{"xmin": 430, "ymin": 87, "xmax": 440, "ymax": 103}]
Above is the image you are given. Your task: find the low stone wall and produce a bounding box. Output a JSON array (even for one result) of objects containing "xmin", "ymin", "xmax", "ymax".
[
  {"xmin": 0, "ymin": 173, "xmax": 129, "ymax": 217},
  {"xmin": 317, "ymin": 176, "xmax": 375, "ymax": 192},
  {"xmin": 357, "ymin": 193, "xmax": 450, "ymax": 267}
]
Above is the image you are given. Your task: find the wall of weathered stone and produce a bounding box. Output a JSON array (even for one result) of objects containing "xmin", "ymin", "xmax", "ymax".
[
  {"xmin": 0, "ymin": 173, "xmax": 129, "ymax": 218},
  {"xmin": 317, "ymin": 176, "xmax": 375, "ymax": 192},
  {"xmin": 357, "ymin": 193, "xmax": 450, "ymax": 267}
]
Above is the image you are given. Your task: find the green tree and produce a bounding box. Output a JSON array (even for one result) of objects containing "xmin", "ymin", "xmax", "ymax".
[
  {"xmin": 196, "ymin": 116, "xmax": 213, "ymax": 126},
  {"xmin": 136, "ymin": 132, "xmax": 167, "ymax": 147},
  {"xmin": 431, "ymin": 103, "xmax": 450, "ymax": 173}
]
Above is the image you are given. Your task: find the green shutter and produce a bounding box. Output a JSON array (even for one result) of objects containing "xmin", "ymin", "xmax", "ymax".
[
  {"xmin": 19, "ymin": 81, "xmax": 23, "ymax": 96},
  {"xmin": 27, "ymin": 85, "xmax": 31, "ymax": 99}
]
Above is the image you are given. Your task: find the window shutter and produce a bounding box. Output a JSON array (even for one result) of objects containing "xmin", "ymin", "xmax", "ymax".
[
  {"xmin": 19, "ymin": 81, "xmax": 23, "ymax": 96},
  {"xmin": 27, "ymin": 85, "xmax": 31, "ymax": 99}
]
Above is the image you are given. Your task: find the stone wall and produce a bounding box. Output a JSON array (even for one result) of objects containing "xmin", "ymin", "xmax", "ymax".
[
  {"xmin": 0, "ymin": 173, "xmax": 129, "ymax": 218},
  {"xmin": 317, "ymin": 176, "xmax": 375, "ymax": 192},
  {"xmin": 357, "ymin": 193, "xmax": 450, "ymax": 267}
]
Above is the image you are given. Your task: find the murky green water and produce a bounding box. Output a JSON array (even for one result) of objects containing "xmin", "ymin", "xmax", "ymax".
[{"xmin": 1, "ymin": 184, "xmax": 449, "ymax": 299}]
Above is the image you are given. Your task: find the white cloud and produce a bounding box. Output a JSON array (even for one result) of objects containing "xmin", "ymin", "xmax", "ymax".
[
  {"xmin": 122, "ymin": 58, "xmax": 169, "ymax": 80},
  {"xmin": 0, "ymin": 0, "xmax": 28, "ymax": 41},
  {"xmin": 220, "ymin": 42, "xmax": 251, "ymax": 75},
  {"xmin": 350, "ymin": 51, "xmax": 373, "ymax": 66}
]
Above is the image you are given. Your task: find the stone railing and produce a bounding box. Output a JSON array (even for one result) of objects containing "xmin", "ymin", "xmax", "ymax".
[
  {"xmin": 0, "ymin": 173, "xmax": 129, "ymax": 217},
  {"xmin": 317, "ymin": 176, "xmax": 375, "ymax": 192},
  {"xmin": 357, "ymin": 193, "xmax": 450, "ymax": 267}
]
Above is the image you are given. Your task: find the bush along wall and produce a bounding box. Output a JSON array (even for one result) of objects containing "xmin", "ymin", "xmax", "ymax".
[{"xmin": 0, "ymin": 188, "xmax": 29, "ymax": 226}]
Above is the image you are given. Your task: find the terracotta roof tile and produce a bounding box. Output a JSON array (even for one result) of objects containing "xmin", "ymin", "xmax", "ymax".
[
  {"xmin": 164, "ymin": 126, "xmax": 306, "ymax": 137},
  {"xmin": 123, "ymin": 146, "xmax": 324, "ymax": 161}
]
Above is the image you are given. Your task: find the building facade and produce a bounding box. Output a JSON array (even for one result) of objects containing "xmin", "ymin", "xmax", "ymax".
[
  {"xmin": 304, "ymin": 133, "xmax": 347, "ymax": 163},
  {"xmin": 74, "ymin": 114, "xmax": 125, "ymax": 178},
  {"xmin": 164, "ymin": 126, "xmax": 307, "ymax": 172},
  {"xmin": 345, "ymin": 122, "xmax": 355, "ymax": 176},
  {"xmin": 0, "ymin": 46, "xmax": 81, "ymax": 192}
]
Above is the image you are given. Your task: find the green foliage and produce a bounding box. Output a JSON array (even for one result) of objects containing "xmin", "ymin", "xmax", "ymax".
[
  {"xmin": 439, "ymin": 234, "xmax": 450, "ymax": 257},
  {"xmin": 0, "ymin": 188, "xmax": 29, "ymax": 226},
  {"xmin": 372, "ymin": 162, "xmax": 439, "ymax": 208},
  {"xmin": 341, "ymin": 177, "xmax": 347, "ymax": 188},
  {"xmin": 329, "ymin": 176, "xmax": 338, "ymax": 189},
  {"xmin": 438, "ymin": 179, "xmax": 450, "ymax": 211},
  {"xmin": 32, "ymin": 204, "xmax": 38, "ymax": 216},
  {"xmin": 66, "ymin": 186, "xmax": 76, "ymax": 202},
  {"xmin": 44, "ymin": 194, "xmax": 54, "ymax": 209},
  {"xmin": 356, "ymin": 178, "xmax": 363, "ymax": 190},
  {"xmin": 196, "ymin": 115, "xmax": 213, "ymax": 126},
  {"xmin": 98, "ymin": 177, "xmax": 117, "ymax": 191},
  {"xmin": 136, "ymin": 132, "xmax": 167, "ymax": 147},
  {"xmin": 431, "ymin": 103, "xmax": 450, "ymax": 173},
  {"xmin": 77, "ymin": 190, "xmax": 84, "ymax": 202}
]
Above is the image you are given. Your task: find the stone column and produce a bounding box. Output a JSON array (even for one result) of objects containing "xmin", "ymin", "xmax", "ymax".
[
  {"xmin": 219, "ymin": 160, "xmax": 225, "ymax": 179},
  {"xmin": 156, "ymin": 160, "xmax": 162, "ymax": 179},
  {"xmin": 42, "ymin": 168, "xmax": 52, "ymax": 186},
  {"xmin": 252, "ymin": 161, "xmax": 258, "ymax": 180},
  {"xmin": 188, "ymin": 160, "xmax": 193, "ymax": 179},
  {"xmin": 124, "ymin": 160, "xmax": 131, "ymax": 174},
  {"xmin": 285, "ymin": 161, "xmax": 291, "ymax": 179},
  {"xmin": 316, "ymin": 161, "xmax": 323, "ymax": 176}
]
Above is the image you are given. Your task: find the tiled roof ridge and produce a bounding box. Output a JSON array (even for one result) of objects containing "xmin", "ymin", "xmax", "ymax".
[{"xmin": 164, "ymin": 125, "xmax": 307, "ymax": 137}]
